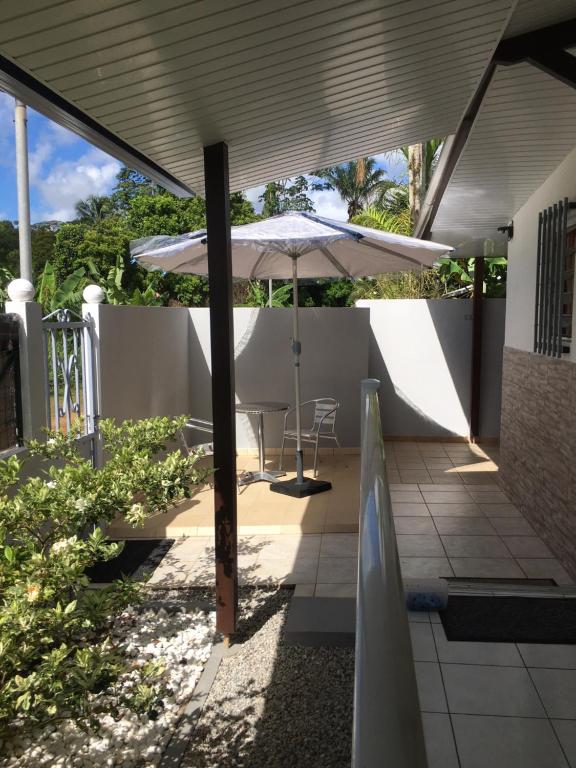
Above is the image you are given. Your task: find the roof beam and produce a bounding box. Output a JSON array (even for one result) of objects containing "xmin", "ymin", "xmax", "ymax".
[
  {"xmin": 414, "ymin": 62, "xmax": 497, "ymax": 239},
  {"xmin": 495, "ymin": 18, "xmax": 576, "ymax": 90},
  {"xmin": 525, "ymin": 49, "xmax": 576, "ymax": 92},
  {"xmin": 0, "ymin": 52, "xmax": 194, "ymax": 198}
]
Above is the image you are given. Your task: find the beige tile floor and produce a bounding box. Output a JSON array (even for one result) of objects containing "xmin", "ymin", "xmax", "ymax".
[
  {"xmin": 120, "ymin": 440, "xmax": 576, "ymax": 768},
  {"xmin": 411, "ymin": 611, "xmax": 576, "ymax": 767},
  {"xmin": 109, "ymin": 441, "xmax": 574, "ymax": 592}
]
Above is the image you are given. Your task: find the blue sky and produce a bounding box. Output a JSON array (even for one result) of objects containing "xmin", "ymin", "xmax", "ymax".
[{"xmin": 0, "ymin": 90, "xmax": 407, "ymax": 224}]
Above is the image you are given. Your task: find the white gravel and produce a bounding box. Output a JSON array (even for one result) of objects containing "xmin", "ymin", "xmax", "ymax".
[{"xmin": 1, "ymin": 602, "xmax": 215, "ymax": 768}]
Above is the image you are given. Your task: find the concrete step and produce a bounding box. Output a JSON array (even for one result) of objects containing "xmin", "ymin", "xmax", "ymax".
[{"xmin": 284, "ymin": 597, "xmax": 356, "ymax": 647}]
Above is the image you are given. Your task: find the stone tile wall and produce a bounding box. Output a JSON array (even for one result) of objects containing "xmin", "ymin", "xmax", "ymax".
[{"xmin": 500, "ymin": 347, "xmax": 576, "ymax": 577}]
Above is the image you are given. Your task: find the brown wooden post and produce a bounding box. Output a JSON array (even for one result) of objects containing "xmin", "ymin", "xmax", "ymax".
[
  {"xmin": 203, "ymin": 142, "xmax": 238, "ymax": 637},
  {"xmin": 470, "ymin": 257, "xmax": 485, "ymax": 442}
]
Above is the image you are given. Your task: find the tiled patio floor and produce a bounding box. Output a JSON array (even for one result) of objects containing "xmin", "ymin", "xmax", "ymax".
[
  {"xmin": 110, "ymin": 440, "xmax": 573, "ymax": 590},
  {"xmin": 412, "ymin": 611, "xmax": 576, "ymax": 767},
  {"xmin": 120, "ymin": 439, "xmax": 576, "ymax": 767}
]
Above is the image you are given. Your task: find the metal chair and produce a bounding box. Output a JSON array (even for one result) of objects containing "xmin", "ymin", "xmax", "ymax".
[
  {"xmin": 179, "ymin": 418, "xmax": 214, "ymax": 457},
  {"xmin": 279, "ymin": 398, "xmax": 340, "ymax": 478},
  {"xmin": 179, "ymin": 418, "xmax": 215, "ymax": 488}
]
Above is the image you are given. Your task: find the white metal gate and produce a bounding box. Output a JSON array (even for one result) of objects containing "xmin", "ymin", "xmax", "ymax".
[{"xmin": 42, "ymin": 309, "xmax": 99, "ymax": 463}]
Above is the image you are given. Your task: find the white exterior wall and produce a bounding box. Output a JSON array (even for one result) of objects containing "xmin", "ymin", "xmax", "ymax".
[
  {"xmin": 188, "ymin": 307, "xmax": 370, "ymax": 449},
  {"xmin": 506, "ymin": 144, "xmax": 576, "ymax": 360},
  {"xmin": 88, "ymin": 304, "xmax": 191, "ymax": 422},
  {"xmin": 358, "ymin": 299, "xmax": 505, "ymax": 439},
  {"xmin": 88, "ymin": 301, "xmax": 505, "ymax": 444}
]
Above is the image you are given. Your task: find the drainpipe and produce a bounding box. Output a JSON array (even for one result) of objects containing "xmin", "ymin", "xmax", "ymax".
[{"xmin": 14, "ymin": 99, "xmax": 33, "ymax": 283}]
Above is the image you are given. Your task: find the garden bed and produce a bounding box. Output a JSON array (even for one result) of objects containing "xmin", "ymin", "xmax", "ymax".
[{"xmin": 1, "ymin": 593, "xmax": 215, "ymax": 768}]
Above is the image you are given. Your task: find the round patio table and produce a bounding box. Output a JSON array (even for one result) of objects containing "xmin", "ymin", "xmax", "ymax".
[{"xmin": 236, "ymin": 401, "xmax": 289, "ymax": 486}]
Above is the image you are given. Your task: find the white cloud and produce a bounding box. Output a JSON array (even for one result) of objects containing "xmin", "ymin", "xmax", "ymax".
[
  {"xmin": 28, "ymin": 140, "xmax": 53, "ymax": 183},
  {"xmin": 48, "ymin": 121, "xmax": 81, "ymax": 147},
  {"xmin": 32, "ymin": 146, "xmax": 120, "ymax": 221},
  {"xmin": 374, "ymin": 150, "xmax": 407, "ymax": 182},
  {"xmin": 308, "ymin": 187, "xmax": 347, "ymax": 220},
  {"xmin": 0, "ymin": 92, "xmax": 14, "ymax": 167},
  {"xmin": 244, "ymin": 184, "xmax": 265, "ymax": 214}
]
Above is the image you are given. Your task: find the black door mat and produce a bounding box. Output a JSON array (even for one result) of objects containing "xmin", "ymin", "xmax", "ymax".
[
  {"xmin": 440, "ymin": 595, "xmax": 576, "ymax": 644},
  {"xmin": 86, "ymin": 539, "xmax": 174, "ymax": 583}
]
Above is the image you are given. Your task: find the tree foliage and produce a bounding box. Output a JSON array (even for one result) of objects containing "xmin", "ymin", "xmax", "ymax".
[
  {"xmin": 0, "ymin": 153, "xmax": 507, "ymax": 308},
  {"xmin": 351, "ymin": 205, "xmax": 412, "ymax": 235},
  {"xmin": 75, "ymin": 195, "xmax": 114, "ymax": 225},
  {"xmin": 259, "ymin": 176, "xmax": 314, "ymax": 217},
  {"xmin": 313, "ymin": 158, "xmax": 391, "ymax": 219}
]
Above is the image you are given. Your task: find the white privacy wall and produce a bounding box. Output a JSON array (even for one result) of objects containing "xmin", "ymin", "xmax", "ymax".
[
  {"xmin": 88, "ymin": 304, "xmax": 192, "ymax": 422},
  {"xmin": 188, "ymin": 307, "xmax": 370, "ymax": 449},
  {"xmin": 505, "ymin": 144, "xmax": 576, "ymax": 359},
  {"xmin": 358, "ymin": 299, "xmax": 505, "ymax": 438},
  {"xmin": 89, "ymin": 301, "xmax": 505, "ymax": 444}
]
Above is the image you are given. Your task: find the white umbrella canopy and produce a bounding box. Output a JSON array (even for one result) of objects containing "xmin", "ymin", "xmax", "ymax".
[
  {"xmin": 130, "ymin": 211, "xmax": 452, "ymax": 279},
  {"xmin": 131, "ymin": 211, "xmax": 453, "ymax": 497}
]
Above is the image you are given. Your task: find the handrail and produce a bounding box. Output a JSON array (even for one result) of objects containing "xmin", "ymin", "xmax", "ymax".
[{"xmin": 353, "ymin": 379, "xmax": 428, "ymax": 768}]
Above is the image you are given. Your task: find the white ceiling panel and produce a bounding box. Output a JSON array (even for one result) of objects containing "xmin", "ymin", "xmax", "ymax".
[
  {"xmin": 431, "ymin": 0, "xmax": 576, "ymax": 244},
  {"xmin": 0, "ymin": 0, "xmax": 514, "ymax": 193},
  {"xmin": 432, "ymin": 64, "xmax": 576, "ymax": 242}
]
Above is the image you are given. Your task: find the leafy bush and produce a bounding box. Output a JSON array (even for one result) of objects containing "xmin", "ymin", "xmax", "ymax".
[{"xmin": 0, "ymin": 416, "xmax": 208, "ymax": 736}]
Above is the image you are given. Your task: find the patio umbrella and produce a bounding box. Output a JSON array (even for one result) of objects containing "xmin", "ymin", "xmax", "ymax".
[{"xmin": 131, "ymin": 211, "xmax": 453, "ymax": 497}]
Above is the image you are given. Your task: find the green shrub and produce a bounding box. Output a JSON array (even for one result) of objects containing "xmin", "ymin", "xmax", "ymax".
[{"xmin": 0, "ymin": 416, "xmax": 208, "ymax": 736}]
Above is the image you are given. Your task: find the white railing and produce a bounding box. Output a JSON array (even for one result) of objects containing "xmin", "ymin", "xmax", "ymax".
[{"xmin": 353, "ymin": 379, "xmax": 428, "ymax": 768}]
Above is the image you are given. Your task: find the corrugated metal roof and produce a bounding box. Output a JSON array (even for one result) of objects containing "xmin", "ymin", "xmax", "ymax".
[
  {"xmin": 0, "ymin": 0, "xmax": 514, "ymax": 193},
  {"xmin": 432, "ymin": 0, "xmax": 576, "ymax": 244}
]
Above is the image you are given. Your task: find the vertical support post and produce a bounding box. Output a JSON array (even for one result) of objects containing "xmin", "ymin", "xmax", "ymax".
[
  {"xmin": 470, "ymin": 257, "xmax": 485, "ymax": 442},
  {"xmin": 82, "ymin": 287, "xmax": 105, "ymax": 468},
  {"xmin": 204, "ymin": 142, "xmax": 238, "ymax": 638},
  {"xmin": 268, "ymin": 278, "xmax": 273, "ymax": 307},
  {"xmin": 14, "ymin": 100, "xmax": 33, "ymax": 283},
  {"xmin": 6, "ymin": 290, "xmax": 46, "ymax": 441}
]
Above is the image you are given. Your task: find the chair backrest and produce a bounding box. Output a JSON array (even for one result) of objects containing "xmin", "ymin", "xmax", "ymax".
[
  {"xmin": 180, "ymin": 418, "xmax": 214, "ymax": 456},
  {"xmin": 313, "ymin": 398, "xmax": 339, "ymax": 433}
]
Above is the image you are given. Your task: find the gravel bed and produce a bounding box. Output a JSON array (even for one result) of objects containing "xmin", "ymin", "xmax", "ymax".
[
  {"xmin": 1, "ymin": 595, "xmax": 215, "ymax": 768},
  {"xmin": 181, "ymin": 586, "xmax": 355, "ymax": 768}
]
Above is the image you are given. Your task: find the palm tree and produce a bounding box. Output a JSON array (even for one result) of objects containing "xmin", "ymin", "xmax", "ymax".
[
  {"xmin": 313, "ymin": 157, "xmax": 393, "ymax": 219},
  {"xmin": 351, "ymin": 205, "xmax": 411, "ymax": 235},
  {"xmin": 399, "ymin": 139, "xmax": 443, "ymax": 228},
  {"xmin": 74, "ymin": 195, "xmax": 112, "ymax": 225}
]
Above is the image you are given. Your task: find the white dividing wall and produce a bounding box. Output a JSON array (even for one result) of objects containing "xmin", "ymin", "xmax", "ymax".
[
  {"xmin": 358, "ymin": 299, "xmax": 505, "ymax": 439},
  {"xmin": 188, "ymin": 307, "xmax": 370, "ymax": 449},
  {"xmin": 89, "ymin": 301, "xmax": 505, "ymax": 444},
  {"xmin": 88, "ymin": 304, "xmax": 191, "ymax": 422},
  {"xmin": 506, "ymin": 144, "xmax": 576, "ymax": 359}
]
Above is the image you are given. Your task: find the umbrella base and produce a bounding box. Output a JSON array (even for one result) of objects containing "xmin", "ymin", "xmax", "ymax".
[{"xmin": 269, "ymin": 477, "xmax": 332, "ymax": 498}]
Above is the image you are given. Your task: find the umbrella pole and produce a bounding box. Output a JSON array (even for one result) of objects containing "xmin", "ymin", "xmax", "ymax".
[
  {"xmin": 270, "ymin": 256, "xmax": 332, "ymax": 498},
  {"xmin": 291, "ymin": 257, "xmax": 304, "ymax": 484}
]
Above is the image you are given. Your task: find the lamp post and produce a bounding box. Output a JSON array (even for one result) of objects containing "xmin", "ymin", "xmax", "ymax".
[{"xmin": 14, "ymin": 99, "xmax": 32, "ymax": 283}]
